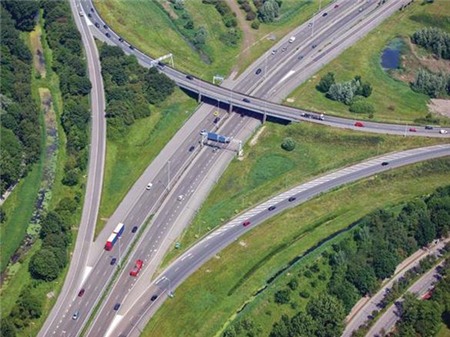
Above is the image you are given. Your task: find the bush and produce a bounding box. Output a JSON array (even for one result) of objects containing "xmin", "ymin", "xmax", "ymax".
[
  {"xmin": 274, "ymin": 289, "xmax": 291, "ymax": 304},
  {"xmin": 299, "ymin": 290, "xmax": 310, "ymax": 298},
  {"xmin": 251, "ymin": 20, "xmax": 260, "ymax": 29},
  {"xmin": 349, "ymin": 100, "xmax": 375, "ymax": 114},
  {"xmin": 281, "ymin": 137, "xmax": 295, "ymax": 151},
  {"xmin": 317, "ymin": 72, "xmax": 335, "ymax": 92},
  {"xmin": 288, "ymin": 279, "xmax": 298, "ymax": 290}
]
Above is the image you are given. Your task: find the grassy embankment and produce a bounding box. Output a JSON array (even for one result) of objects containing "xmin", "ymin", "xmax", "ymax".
[
  {"xmin": 94, "ymin": 0, "xmax": 331, "ymax": 79},
  {"xmin": 145, "ymin": 158, "xmax": 450, "ymax": 337},
  {"xmin": 96, "ymin": 89, "xmax": 198, "ymax": 234},
  {"xmin": 1, "ymin": 14, "xmax": 86, "ymax": 337},
  {"xmin": 162, "ymin": 122, "xmax": 448, "ymax": 265},
  {"xmin": 286, "ymin": 0, "xmax": 450, "ymax": 123}
]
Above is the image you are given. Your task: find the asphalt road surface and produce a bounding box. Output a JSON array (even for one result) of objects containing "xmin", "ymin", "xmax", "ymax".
[{"xmin": 107, "ymin": 145, "xmax": 450, "ymax": 337}]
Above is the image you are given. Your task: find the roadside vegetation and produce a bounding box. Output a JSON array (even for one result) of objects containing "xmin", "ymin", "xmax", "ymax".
[
  {"xmin": 162, "ymin": 122, "xmax": 447, "ymax": 265},
  {"xmin": 145, "ymin": 159, "xmax": 450, "ymax": 337},
  {"xmin": 96, "ymin": 44, "xmax": 197, "ymax": 232},
  {"xmin": 94, "ymin": 0, "xmax": 330, "ymax": 79},
  {"xmin": 1, "ymin": 1, "xmax": 91, "ymax": 336},
  {"xmin": 287, "ymin": 0, "xmax": 450, "ymax": 123}
]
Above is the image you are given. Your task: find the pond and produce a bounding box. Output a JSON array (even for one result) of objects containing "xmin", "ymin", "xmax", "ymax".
[{"xmin": 381, "ymin": 48, "xmax": 400, "ymax": 69}]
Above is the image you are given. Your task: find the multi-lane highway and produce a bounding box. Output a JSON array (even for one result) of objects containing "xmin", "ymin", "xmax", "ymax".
[
  {"xmin": 108, "ymin": 145, "xmax": 450, "ymax": 337},
  {"xmin": 40, "ymin": 0, "xmax": 450, "ymax": 336}
]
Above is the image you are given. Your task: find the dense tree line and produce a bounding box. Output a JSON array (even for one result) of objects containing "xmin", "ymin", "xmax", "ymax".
[
  {"xmin": 254, "ymin": 0, "xmax": 282, "ymax": 23},
  {"xmin": 391, "ymin": 258, "xmax": 450, "ymax": 337},
  {"xmin": 411, "ymin": 67, "xmax": 450, "ymax": 98},
  {"xmin": 40, "ymin": 0, "xmax": 91, "ymax": 187},
  {"xmin": 0, "ymin": 4, "xmax": 41, "ymax": 196},
  {"xmin": 100, "ymin": 44, "xmax": 175, "ymax": 139},
  {"xmin": 411, "ymin": 27, "xmax": 450, "ymax": 60}
]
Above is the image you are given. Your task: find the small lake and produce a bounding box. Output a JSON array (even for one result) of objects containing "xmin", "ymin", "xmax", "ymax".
[{"xmin": 381, "ymin": 48, "xmax": 400, "ymax": 69}]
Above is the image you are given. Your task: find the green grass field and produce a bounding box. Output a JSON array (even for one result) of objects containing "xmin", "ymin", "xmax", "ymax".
[
  {"xmin": 145, "ymin": 159, "xmax": 450, "ymax": 337},
  {"xmin": 94, "ymin": 0, "xmax": 330, "ymax": 79},
  {"xmin": 161, "ymin": 122, "xmax": 447, "ymax": 265},
  {"xmin": 286, "ymin": 0, "xmax": 450, "ymax": 123},
  {"xmin": 96, "ymin": 89, "xmax": 197, "ymax": 233}
]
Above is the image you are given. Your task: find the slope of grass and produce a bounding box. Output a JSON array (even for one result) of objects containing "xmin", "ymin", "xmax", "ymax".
[
  {"xmin": 145, "ymin": 159, "xmax": 450, "ymax": 337},
  {"xmin": 162, "ymin": 122, "xmax": 447, "ymax": 265},
  {"xmin": 97, "ymin": 89, "xmax": 197, "ymax": 232},
  {"xmin": 286, "ymin": 0, "xmax": 450, "ymax": 123}
]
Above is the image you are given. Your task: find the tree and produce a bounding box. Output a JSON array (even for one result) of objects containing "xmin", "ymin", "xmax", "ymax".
[
  {"xmin": 194, "ymin": 26, "xmax": 208, "ymax": 46},
  {"xmin": 346, "ymin": 261, "xmax": 378, "ymax": 295},
  {"xmin": 326, "ymin": 81, "xmax": 355, "ymax": 105},
  {"xmin": 258, "ymin": 0, "xmax": 280, "ymax": 23},
  {"xmin": 0, "ymin": 317, "xmax": 16, "ymax": 337},
  {"xmin": 274, "ymin": 289, "xmax": 291, "ymax": 304},
  {"xmin": 40, "ymin": 211, "xmax": 65, "ymax": 239},
  {"xmin": 306, "ymin": 294, "xmax": 345, "ymax": 337},
  {"xmin": 287, "ymin": 278, "xmax": 298, "ymax": 290},
  {"xmin": 2, "ymin": 0, "xmax": 39, "ymax": 31},
  {"xmin": 281, "ymin": 137, "xmax": 295, "ymax": 151},
  {"xmin": 317, "ymin": 72, "xmax": 335, "ymax": 93},
  {"xmin": 29, "ymin": 249, "xmax": 60, "ymax": 281},
  {"xmin": 290, "ymin": 311, "xmax": 317, "ymax": 337},
  {"xmin": 414, "ymin": 215, "xmax": 436, "ymax": 247},
  {"xmin": 269, "ymin": 314, "xmax": 291, "ymax": 337},
  {"xmin": 372, "ymin": 249, "xmax": 398, "ymax": 280}
]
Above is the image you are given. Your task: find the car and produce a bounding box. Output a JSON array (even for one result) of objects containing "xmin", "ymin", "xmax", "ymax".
[
  {"xmin": 322, "ymin": 12, "xmax": 328, "ymax": 17},
  {"xmin": 158, "ymin": 61, "xmax": 165, "ymax": 67},
  {"xmin": 146, "ymin": 183, "xmax": 153, "ymax": 190},
  {"xmin": 110, "ymin": 257, "xmax": 117, "ymax": 265},
  {"xmin": 114, "ymin": 303, "xmax": 121, "ymax": 311},
  {"xmin": 90, "ymin": 7, "xmax": 94, "ymax": 12},
  {"xmin": 118, "ymin": 37, "xmax": 124, "ymax": 42},
  {"xmin": 186, "ymin": 75, "xmax": 194, "ymax": 80},
  {"xmin": 439, "ymin": 129, "xmax": 448, "ymax": 134},
  {"xmin": 78, "ymin": 289, "xmax": 85, "ymax": 297},
  {"xmin": 312, "ymin": 44, "xmax": 317, "ymax": 49},
  {"xmin": 288, "ymin": 197, "xmax": 296, "ymax": 202},
  {"xmin": 129, "ymin": 45, "xmax": 134, "ymax": 50},
  {"xmin": 79, "ymin": 10, "xmax": 84, "ymax": 17},
  {"xmin": 105, "ymin": 32, "xmax": 110, "ymax": 38},
  {"xmin": 177, "ymin": 194, "xmax": 184, "ymax": 201},
  {"xmin": 425, "ymin": 125, "xmax": 433, "ymax": 130},
  {"xmin": 334, "ymin": 4, "xmax": 339, "ymax": 8},
  {"xmin": 268, "ymin": 206, "xmax": 276, "ymax": 211},
  {"xmin": 354, "ymin": 121, "xmax": 364, "ymax": 127},
  {"xmin": 409, "ymin": 127, "xmax": 417, "ymax": 132},
  {"xmin": 242, "ymin": 220, "xmax": 251, "ymax": 227},
  {"xmin": 359, "ymin": 7, "xmax": 363, "ymax": 12},
  {"xmin": 94, "ymin": 22, "xmax": 100, "ymax": 28},
  {"xmin": 214, "ymin": 116, "xmax": 220, "ymax": 124},
  {"xmin": 255, "ymin": 68, "xmax": 262, "ymax": 75},
  {"xmin": 189, "ymin": 145, "xmax": 195, "ymax": 152},
  {"xmin": 271, "ymin": 49, "xmax": 277, "ymax": 55},
  {"xmin": 103, "ymin": 24, "xmax": 108, "ymax": 29},
  {"xmin": 72, "ymin": 311, "xmax": 80, "ymax": 320},
  {"xmin": 130, "ymin": 259, "xmax": 143, "ymax": 277},
  {"xmin": 150, "ymin": 295, "xmax": 158, "ymax": 301},
  {"xmin": 298, "ymin": 55, "xmax": 304, "ymax": 60},
  {"xmin": 243, "ymin": 98, "xmax": 251, "ymax": 103},
  {"xmin": 87, "ymin": 13, "xmax": 92, "ymax": 18},
  {"xmin": 281, "ymin": 47, "xmax": 287, "ymax": 52},
  {"xmin": 308, "ymin": 22, "xmax": 313, "ymax": 27},
  {"xmin": 381, "ymin": 161, "xmax": 389, "ymax": 166},
  {"xmin": 288, "ymin": 36, "xmax": 296, "ymax": 43},
  {"xmin": 131, "ymin": 226, "xmax": 138, "ymax": 233}
]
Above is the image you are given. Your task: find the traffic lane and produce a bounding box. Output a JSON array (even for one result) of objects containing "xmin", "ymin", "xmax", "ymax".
[
  {"xmin": 87, "ymin": 114, "xmax": 247, "ymax": 336},
  {"xmin": 115, "ymin": 145, "xmax": 450, "ymax": 335}
]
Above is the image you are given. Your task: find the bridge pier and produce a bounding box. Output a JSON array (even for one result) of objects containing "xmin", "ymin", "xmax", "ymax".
[
  {"xmin": 197, "ymin": 92, "xmax": 202, "ymax": 103},
  {"xmin": 262, "ymin": 112, "xmax": 267, "ymax": 124},
  {"xmin": 228, "ymin": 103, "xmax": 232, "ymax": 114}
]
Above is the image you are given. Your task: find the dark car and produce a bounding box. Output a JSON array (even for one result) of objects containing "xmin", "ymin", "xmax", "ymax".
[
  {"xmin": 268, "ymin": 206, "xmax": 276, "ymax": 211},
  {"xmin": 312, "ymin": 44, "xmax": 317, "ymax": 49},
  {"xmin": 322, "ymin": 12, "xmax": 328, "ymax": 17},
  {"xmin": 87, "ymin": 13, "xmax": 92, "ymax": 18},
  {"xmin": 298, "ymin": 55, "xmax": 304, "ymax": 60},
  {"xmin": 94, "ymin": 22, "xmax": 100, "ymax": 28},
  {"xmin": 189, "ymin": 145, "xmax": 195, "ymax": 152},
  {"xmin": 131, "ymin": 226, "xmax": 138, "ymax": 233},
  {"xmin": 242, "ymin": 221, "xmax": 251, "ymax": 227},
  {"xmin": 114, "ymin": 303, "xmax": 121, "ymax": 311},
  {"xmin": 425, "ymin": 125, "xmax": 433, "ymax": 130},
  {"xmin": 110, "ymin": 258, "xmax": 117, "ymax": 265},
  {"xmin": 288, "ymin": 197, "xmax": 296, "ymax": 202},
  {"xmin": 129, "ymin": 45, "xmax": 134, "ymax": 50},
  {"xmin": 158, "ymin": 61, "xmax": 165, "ymax": 67},
  {"xmin": 150, "ymin": 295, "xmax": 158, "ymax": 301},
  {"xmin": 90, "ymin": 7, "xmax": 94, "ymax": 12},
  {"xmin": 243, "ymin": 98, "xmax": 251, "ymax": 103},
  {"xmin": 105, "ymin": 32, "xmax": 110, "ymax": 38},
  {"xmin": 78, "ymin": 289, "xmax": 85, "ymax": 297},
  {"xmin": 186, "ymin": 75, "xmax": 194, "ymax": 80},
  {"xmin": 255, "ymin": 68, "xmax": 262, "ymax": 75},
  {"xmin": 103, "ymin": 24, "xmax": 108, "ymax": 29},
  {"xmin": 119, "ymin": 37, "xmax": 124, "ymax": 42},
  {"xmin": 381, "ymin": 162, "xmax": 389, "ymax": 166}
]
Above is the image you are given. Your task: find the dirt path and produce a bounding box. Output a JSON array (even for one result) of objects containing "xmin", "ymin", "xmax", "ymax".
[{"xmin": 225, "ymin": 0, "xmax": 255, "ymax": 77}]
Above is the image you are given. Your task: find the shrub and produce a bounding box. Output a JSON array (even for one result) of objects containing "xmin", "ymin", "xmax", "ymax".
[
  {"xmin": 251, "ymin": 20, "xmax": 260, "ymax": 29},
  {"xmin": 281, "ymin": 137, "xmax": 295, "ymax": 151},
  {"xmin": 349, "ymin": 100, "xmax": 375, "ymax": 114},
  {"xmin": 299, "ymin": 290, "xmax": 310, "ymax": 298},
  {"xmin": 274, "ymin": 289, "xmax": 291, "ymax": 304}
]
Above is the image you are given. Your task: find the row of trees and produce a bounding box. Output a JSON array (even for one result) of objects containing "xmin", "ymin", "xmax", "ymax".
[
  {"xmin": 411, "ymin": 67, "xmax": 450, "ymax": 98},
  {"xmin": 41, "ymin": 0, "xmax": 91, "ymax": 187},
  {"xmin": 411, "ymin": 27, "xmax": 450, "ymax": 60},
  {"xmin": 202, "ymin": 0, "xmax": 241, "ymax": 46},
  {"xmin": 317, "ymin": 72, "xmax": 375, "ymax": 114},
  {"xmin": 0, "ymin": 3, "xmax": 41, "ymax": 196},
  {"xmin": 100, "ymin": 44, "xmax": 175, "ymax": 139}
]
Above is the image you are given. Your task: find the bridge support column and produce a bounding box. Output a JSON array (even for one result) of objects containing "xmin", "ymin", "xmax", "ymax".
[
  {"xmin": 198, "ymin": 92, "xmax": 202, "ymax": 103},
  {"xmin": 262, "ymin": 112, "xmax": 267, "ymax": 124},
  {"xmin": 228, "ymin": 104, "xmax": 232, "ymax": 113}
]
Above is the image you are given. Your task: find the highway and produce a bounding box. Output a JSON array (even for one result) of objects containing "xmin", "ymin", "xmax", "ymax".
[
  {"xmin": 37, "ymin": 0, "xmax": 107, "ymax": 336},
  {"xmin": 40, "ymin": 0, "xmax": 449, "ymax": 336},
  {"xmin": 342, "ymin": 238, "xmax": 450, "ymax": 337},
  {"xmin": 107, "ymin": 145, "xmax": 450, "ymax": 337},
  {"xmin": 366, "ymin": 257, "xmax": 446, "ymax": 337}
]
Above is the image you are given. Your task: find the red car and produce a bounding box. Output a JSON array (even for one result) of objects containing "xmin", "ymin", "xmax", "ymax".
[
  {"xmin": 242, "ymin": 221, "xmax": 251, "ymax": 227},
  {"xmin": 409, "ymin": 127, "xmax": 417, "ymax": 132},
  {"xmin": 354, "ymin": 121, "xmax": 364, "ymax": 127},
  {"xmin": 130, "ymin": 259, "xmax": 143, "ymax": 277}
]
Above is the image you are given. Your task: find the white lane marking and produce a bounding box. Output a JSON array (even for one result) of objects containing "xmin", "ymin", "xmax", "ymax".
[{"xmin": 278, "ymin": 70, "xmax": 296, "ymax": 84}]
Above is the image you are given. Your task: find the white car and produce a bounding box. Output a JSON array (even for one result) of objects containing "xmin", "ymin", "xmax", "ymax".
[
  {"xmin": 146, "ymin": 183, "xmax": 153, "ymax": 190},
  {"xmin": 439, "ymin": 129, "xmax": 448, "ymax": 134}
]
